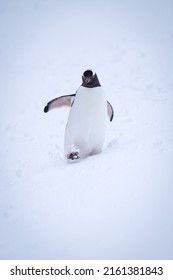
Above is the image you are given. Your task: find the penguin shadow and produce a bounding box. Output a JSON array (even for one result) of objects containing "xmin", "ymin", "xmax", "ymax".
[
  {"xmin": 66, "ymin": 157, "xmax": 83, "ymax": 164},
  {"xmin": 107, "ymin": 138, "xmax": 119, "ymax": 151},
  {"xmin": 54, "ymin": 141, "xmax": 119, "ymax": 165},
  {"xmin": 66, "ymin": 155, "xmax": 94, "ymax": 164}
]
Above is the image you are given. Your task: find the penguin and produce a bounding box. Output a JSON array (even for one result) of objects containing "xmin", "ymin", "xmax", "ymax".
[{"xmin": 44, "ymin": 69, "xmax": 114, "ymax": 160}]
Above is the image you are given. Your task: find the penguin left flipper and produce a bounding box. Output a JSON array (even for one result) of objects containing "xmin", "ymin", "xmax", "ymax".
[
  {"xmin": 44, "ymin": 94, "xmax": 76, "ymax": 113},
  {"xmin": 107, "ymin": 101, "xmax": 114, "ymax": 122}
]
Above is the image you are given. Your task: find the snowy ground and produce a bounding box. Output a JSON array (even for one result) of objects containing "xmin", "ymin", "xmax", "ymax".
[{"xmin": 0, "ymin": 0, "xmax": 173, "ymax": 259}]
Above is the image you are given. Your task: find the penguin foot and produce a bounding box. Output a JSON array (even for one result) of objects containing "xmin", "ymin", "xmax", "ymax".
[{"xmin": 67, "ymin": 152, "xmax": 80, "ymax": 160}]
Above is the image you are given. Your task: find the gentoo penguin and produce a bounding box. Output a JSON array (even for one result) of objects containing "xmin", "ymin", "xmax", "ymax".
[{"xmin": 44, "ymin": 69, "xmax": 114, "ymax": 160}]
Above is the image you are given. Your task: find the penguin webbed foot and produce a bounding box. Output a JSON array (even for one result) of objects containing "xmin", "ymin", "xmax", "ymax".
[{"xmin": 67, "ymin": 152, "xmax": 80, "ymax": 161}]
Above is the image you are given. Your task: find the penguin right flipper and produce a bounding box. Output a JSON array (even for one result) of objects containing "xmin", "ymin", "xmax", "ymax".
[
  {"xmin": 107, "ymin": 101, "xmax": 114, "ymax": 122},
  {"xmin": 44, "ymin": 94, "xmax": 76, "ymax": 113}
]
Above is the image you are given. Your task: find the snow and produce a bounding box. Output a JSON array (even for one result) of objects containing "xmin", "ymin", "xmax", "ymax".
[{"xmin": 0, "ymin": 0, "xmax": 173, "ymax": 260}]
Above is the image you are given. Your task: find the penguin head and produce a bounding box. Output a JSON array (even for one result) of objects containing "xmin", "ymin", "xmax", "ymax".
[{"xmin": 82, "ymin": 69, "xmax": 101, "ymax": 88}]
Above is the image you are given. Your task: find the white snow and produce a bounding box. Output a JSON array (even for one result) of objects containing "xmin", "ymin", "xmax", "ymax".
[{"xmin": 0, "ymin": 0, "xmax": 173, "ymax": 260}]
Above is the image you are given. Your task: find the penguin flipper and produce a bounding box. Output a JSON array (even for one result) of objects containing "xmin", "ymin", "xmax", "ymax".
[
  {"xmin": 107, "ymin": 101, "xmax": 114, "ymax": 122},
  {"xmin": 44, "ymin": 94, "xmax": 76, "ymax": 113}
]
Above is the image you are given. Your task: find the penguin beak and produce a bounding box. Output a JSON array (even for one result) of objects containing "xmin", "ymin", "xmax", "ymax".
[{"xmin": 84, "ymin": 76, "xmax": 92, "ymax": 84}]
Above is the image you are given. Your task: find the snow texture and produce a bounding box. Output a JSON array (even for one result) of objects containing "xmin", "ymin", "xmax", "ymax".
[{"xmin": 0, "ymin": 0, "xmax": 173, "ymax": 260}]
